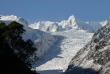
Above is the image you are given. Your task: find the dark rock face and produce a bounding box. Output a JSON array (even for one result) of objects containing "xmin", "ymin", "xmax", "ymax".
[
  {"xmin": 65, "ymin": 65, "xmax": 99, "ymax": 74},
  {"xmin": 65, "ymin": 22, "xmax": 110, "ymax": 74}
]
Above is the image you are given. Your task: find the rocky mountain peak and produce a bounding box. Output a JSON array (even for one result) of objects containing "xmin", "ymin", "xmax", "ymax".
[{"xmin": 68, "ymin": 15, "xmax": 76, "ymax": 21}]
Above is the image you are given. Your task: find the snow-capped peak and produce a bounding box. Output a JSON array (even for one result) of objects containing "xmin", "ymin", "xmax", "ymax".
[
  {"xmin": 68, "ymin": 15, "xmax": 76, "ymax": 21},
  {"xmin": 0, "ymin": 15, "xmax": 18, "ymax": 21},
  {"xmin": 0, "ymin": 15, "xmax": 28, "ymax": 25}
]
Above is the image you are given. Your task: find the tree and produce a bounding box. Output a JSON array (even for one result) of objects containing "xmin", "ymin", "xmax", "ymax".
[{"xmin": 0, "ymin": 22, "xmax": 38, "ymax": 74}]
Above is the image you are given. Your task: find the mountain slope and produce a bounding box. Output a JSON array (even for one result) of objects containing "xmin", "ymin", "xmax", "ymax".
[
  {"xmin": 65, "ymin": 22, "xmax": 110, "ymax": 74},
  {"xmin": 0, "ymin": 15, "xmax": 55, "ymax": 63},
  {"xmin": 29, "ymin": 15, "xmax": 107, "ymax": 33}
]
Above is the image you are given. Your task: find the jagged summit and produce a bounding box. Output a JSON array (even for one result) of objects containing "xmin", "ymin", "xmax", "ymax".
[
  {"xmin": 67, "ymin": 15, "xmax": 80, "ymax": 23},
  {"xmin": 68, "ymin": 15, "xmax": 76, "ymax": 21}
]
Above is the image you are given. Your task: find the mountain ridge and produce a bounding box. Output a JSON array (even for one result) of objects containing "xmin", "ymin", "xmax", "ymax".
[{"xmin": 29, "ymin": 15, "xmax": 108, "ymax": 33}]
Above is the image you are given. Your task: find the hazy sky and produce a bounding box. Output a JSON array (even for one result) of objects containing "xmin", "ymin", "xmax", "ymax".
[{"xmin": 0, "ymin": 0, "xmax": 110, "ymax": 24}]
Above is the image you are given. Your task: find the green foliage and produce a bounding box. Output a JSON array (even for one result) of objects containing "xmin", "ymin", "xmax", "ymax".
[{"xmin": 0, "ymin": 22, "xmax": 38, "ymax": 74}]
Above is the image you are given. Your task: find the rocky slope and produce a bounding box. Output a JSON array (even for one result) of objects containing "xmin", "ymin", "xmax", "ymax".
[
  {"xmin": 0, "ymin": 15, "xmax": 55, "ymax": 63},
  {"xmin": 29, "ymin": 15, "xmax": 107, "ymax": 33},
  {"xmin": 65, "ymin": 22, "xmax": 110, "ymax": 74}
]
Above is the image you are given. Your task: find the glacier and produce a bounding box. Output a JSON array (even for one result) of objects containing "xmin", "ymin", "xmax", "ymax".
[{"xmin": 32, "ymin": 29, "xmax": 93, "ymax": 74}]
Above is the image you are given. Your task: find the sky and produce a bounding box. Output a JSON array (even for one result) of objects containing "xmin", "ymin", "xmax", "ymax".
[{"xmin": 0, "ymin": 0, "xmax": 110, "ymax": 24}]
